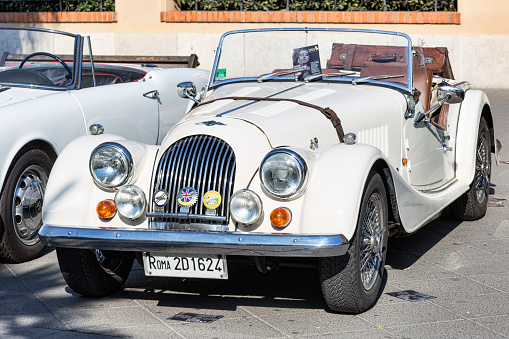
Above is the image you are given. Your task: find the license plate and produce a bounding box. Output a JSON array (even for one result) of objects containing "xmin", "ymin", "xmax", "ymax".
[{"xmin": 143, "ymin": 253, "xmax": 228, "ymax": 279}]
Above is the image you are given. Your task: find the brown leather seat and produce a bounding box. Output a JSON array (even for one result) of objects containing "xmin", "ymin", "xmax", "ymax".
[{"xmin": 359, "ymin": 65, "xmax": 433, "ymax": 111}]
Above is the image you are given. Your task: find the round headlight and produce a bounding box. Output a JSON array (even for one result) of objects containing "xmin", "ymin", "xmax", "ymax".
[
  {"xmin": 230, "ymin": 189, "xmax": 262, "ymax": 225},
  {"xmin": 114, "ymin": 185, "xmax": 146, "ymax": 220},
  {"xmin": 90, "ymin": 143, "xmax": 133, "ymax": 188},
  {"xmin": 260, "ymin": 149, "xmax": 307, "ymax": 198}
]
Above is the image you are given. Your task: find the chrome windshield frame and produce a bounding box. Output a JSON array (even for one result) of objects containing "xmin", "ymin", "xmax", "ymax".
[
  {"xmin": 0, "ymin": 26, "xmax": 83, "ymax": 91},
  {"xmin": 208, "ymin": 27, "xmax": 413, "ymax": 94}
]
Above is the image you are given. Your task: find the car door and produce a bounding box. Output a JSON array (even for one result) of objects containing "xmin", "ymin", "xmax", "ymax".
[
  {"xmin": 403, "ymin": 111, "xmax": 450, "ymax": 188},
  {"xmin": 70, "ymin": 81, "xmax": 160, "ymax": 145}
]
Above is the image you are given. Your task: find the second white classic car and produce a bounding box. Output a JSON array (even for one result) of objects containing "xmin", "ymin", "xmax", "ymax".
[
  {"xmin": 0, "ymin": 27, "xmax": 209, "ymax": 263},
  {"xmin": 40, "ymin": 28, "xmax": 499, "ymax": 313}
]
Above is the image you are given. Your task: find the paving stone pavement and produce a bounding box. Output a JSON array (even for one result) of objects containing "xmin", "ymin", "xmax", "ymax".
[{"xmin": 1, "ymin": 89, "xmax": 509, "ymax": 338}]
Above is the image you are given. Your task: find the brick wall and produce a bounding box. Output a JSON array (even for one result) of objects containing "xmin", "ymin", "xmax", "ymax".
[
  {"xmin": 0, "ymin": 10, "xmax": 459, "ymax": 25},
  {"xmin": 160, "ymin": 11, "xmax": 460, "ymax": 24},
  {"xmin": 0, "ymin": 12, "xmax": 117, "ymax": 23}
]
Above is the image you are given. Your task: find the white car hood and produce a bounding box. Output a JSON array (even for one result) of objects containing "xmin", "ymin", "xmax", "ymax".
[
  {"xmin": 0, "ymin": 87, "xmax": 55, "ymax": 108},
  {"xmin": 185, "ymin": 82, "xmax": 406, "ymax": 151}
]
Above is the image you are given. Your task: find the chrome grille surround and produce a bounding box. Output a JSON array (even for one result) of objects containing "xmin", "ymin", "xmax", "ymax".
[{"xmin": 149, "ymin": 135, "xmax": 236, "ymax": 231}]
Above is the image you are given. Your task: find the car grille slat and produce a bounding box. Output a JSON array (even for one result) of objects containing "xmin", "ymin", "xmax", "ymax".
[{"xmin": 150, "ymin": 135, "xmax": 236, "ymax": 231}]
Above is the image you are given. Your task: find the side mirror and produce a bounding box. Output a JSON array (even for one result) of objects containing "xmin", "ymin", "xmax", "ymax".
[
  {"xmin": 415, "ymin": 85, "xmax": 465, "ymax": 126},
  {"xmin": 177, "ymin": 82, "xmax": 199, "ymax": 104},
  {"xmin": 437, "ymin": 85, "xmax": 465, "ymax": 104}
]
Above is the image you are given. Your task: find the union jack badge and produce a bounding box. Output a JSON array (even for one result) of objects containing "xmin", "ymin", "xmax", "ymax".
[
  {"xmin": 177, "ymin": 187, "xmax": 198, "ymax": 207},
  {"xmin": 153, "ymin": 190, "xmax": 169, "ymax": 207}
]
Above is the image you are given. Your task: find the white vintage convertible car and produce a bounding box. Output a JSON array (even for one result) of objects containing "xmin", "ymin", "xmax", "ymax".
[
  {"xmin": 40, "ymin": 28, "xmax": 499, "ymax": 313},
  {"xmin": 0, "ymin": 27, "xmax": 209, "ymax": 263}
]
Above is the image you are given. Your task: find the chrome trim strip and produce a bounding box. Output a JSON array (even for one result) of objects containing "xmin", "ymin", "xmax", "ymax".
[
  {"xmin": 147, "ymin": 212, "xmax": 227, "ymax": 222},
  {"xmin": 87, "ymin": 36, "xmax": 96, "ymax": 87},
  {"xmin": 73, "ymin": 35, "xmax": 82, "ymax": 90},
  {"xmin": 39, "ymin": 225, "xmax": 349, "ymax": 257},
  {"xmin": 214, "ymin": 142, "xmax": 227, "ymax": 216},
  {"xmin": 191, "ymin": 136, "xmax": 206, "ymax": 188},
  {"xmin": 185, "ymin": 136, "xmax": 198, "ymax": 188},
  {"xmin": 227, "ymin": 159, "xmax": 236, "ymax": 218}
]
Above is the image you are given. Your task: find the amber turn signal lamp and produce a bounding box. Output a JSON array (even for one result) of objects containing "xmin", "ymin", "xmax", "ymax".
[
  {"xmin": 402, "ymin": 158, "xmax": 408, "ymax": 166},
  {"xmin": 97, "ymin": 200, "xmax": 116, "ymax": 220},
  {"xmin": 270, "ymin": 207, "xmax": 291, "ymax": 228}
]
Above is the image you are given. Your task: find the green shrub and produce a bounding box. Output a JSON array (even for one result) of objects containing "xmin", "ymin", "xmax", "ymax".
[
  {"xmin": 176, "ymin": 0, "xmax": 457, "ymax": 11},
  {"xmin": 0, "ymin": 0, "xmax": 115, "ymax": 12}
]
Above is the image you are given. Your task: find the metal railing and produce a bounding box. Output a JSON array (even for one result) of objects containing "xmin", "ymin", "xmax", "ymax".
[{"xmin": 0, "ymin": 0, "xmax": 105, "ymax": 12}]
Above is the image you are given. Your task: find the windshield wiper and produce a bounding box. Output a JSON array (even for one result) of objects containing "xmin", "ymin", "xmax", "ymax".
[
  {"xmin": 257, "ymin": 69, "xmax": 303, "ymax": 83},
  {"xmin": 352, "ymin": 74, "xmax": 404, "ymax": 85},
  {"xmin": 304, "ymin": 71, "xmax": 357, "ymax": 83}
]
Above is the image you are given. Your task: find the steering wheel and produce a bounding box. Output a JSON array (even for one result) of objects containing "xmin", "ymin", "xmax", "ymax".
[{"xmin": 19, "ymin": 52, "xmax": 73, "ymax": 80}]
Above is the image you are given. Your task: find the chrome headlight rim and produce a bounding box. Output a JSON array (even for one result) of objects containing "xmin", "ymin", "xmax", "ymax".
[
  {"xmin": 259, "ymin": 148, "xmax": 308, "ymax": 200},
  {"xmin": 114, "ymin": 185, "xmax": 147, "ymax": 220},
  {"xmin": 89, "ymin": 142, "xmax": 134, "ymax": 189},
  {"xmin": 229, "ymin": 189, "xmax": 263, "ymax": 225}
]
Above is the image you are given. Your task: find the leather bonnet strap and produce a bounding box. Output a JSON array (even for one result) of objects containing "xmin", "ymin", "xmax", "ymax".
[{"xmin": 195, "ymin": 96, "xmax": 345, "ymax": 143}]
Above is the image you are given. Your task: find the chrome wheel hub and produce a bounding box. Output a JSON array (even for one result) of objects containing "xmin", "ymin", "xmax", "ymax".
[
  {"xmin": 360, "ymin": 193, "xmax": 385, "ymax": 291},
  {"xmin": 12, "ymin": 165, "xmax": 48, "ymax": 246},
  {"xmin": 474, "ymin": 132, "xmax": 490, "ymax": 204}
]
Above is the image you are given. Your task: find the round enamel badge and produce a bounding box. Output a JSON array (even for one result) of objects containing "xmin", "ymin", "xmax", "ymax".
[
  {"xmin": 153, "ymin": 190, "xmax": 169, "ymax": 207},
  {"xmin": 203, "ymin": 190, "xmax": 221, "ymax": 209},
  {"xmin": 177, "ymin": 187, "xmax": 198, "ymax": 207}
]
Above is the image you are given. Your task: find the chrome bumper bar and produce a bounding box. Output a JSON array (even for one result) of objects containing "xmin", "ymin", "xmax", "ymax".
[{"xmin": 39, "ymin": 225, "xmax": 349, "ymax": 257}]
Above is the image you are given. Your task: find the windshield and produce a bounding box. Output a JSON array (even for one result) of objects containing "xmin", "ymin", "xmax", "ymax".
[
  {"xmin": 211, "ymin": 28, "xmax": 413, "ymax": 92},
  {"xmin": 0, "ymin": 27, "xmax": 79, "ymax": 89}
]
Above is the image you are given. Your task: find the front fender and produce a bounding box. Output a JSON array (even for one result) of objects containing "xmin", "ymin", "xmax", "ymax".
[
  {"xmin": 301, "ymin": 143, "xmax": 386, "ymax": 241},
  {"xmin": 42, "ymin": 134, "xmax": 159, "ymax": 229},
  {"xmin": 455, "ymin": 90, "xmax": 491, "ymax": 185}
]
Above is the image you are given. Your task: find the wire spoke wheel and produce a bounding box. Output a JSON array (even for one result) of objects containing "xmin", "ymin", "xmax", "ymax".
[
  {"xmin": 359, "ymin": 193, "xmax": 385, "ymax": 291},
  {"xmin": 474, "ymin": 130, "xmax": 490, "ymax": 204},
  {"xmin": 319, "ymin": 170, "xmax": 388, "ymax": 313}
]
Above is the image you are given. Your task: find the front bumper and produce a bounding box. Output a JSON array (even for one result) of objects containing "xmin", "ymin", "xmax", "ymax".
[{"xmin": 39, "ymin": 225, "xmax": 349, "ymax": 257}]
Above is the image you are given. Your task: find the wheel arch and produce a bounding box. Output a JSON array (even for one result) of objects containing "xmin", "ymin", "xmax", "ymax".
[
  {"xmin": 455, "ymin": 90, "xmax": 492, "ymax": 185},
  {"xmin": 1, "ymin": 139, "xmax": 58, "ymax": 194},
  {"xmin": 301, "ymin": 144, "xmax": 391, "ymax": 240},
  {"xmin": 372, "ymin": 159, "xmax": 400, "ymax": 227},
  {"xmin": 480, "ymin": 104, "xmax": 495, "ymax": 153}
]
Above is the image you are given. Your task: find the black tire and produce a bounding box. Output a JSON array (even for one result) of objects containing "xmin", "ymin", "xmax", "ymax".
[
  {"xmin": 56, "ymin": 247, "xmax": 133, "ymax": 297},
  {"xmin": 319, "ymin": 170, "xmax": 388, "ymax": 313},
  {"xmin": 450, "ymin": 117, "xmax": 491, "ymax": 220},
  {"xmin": 0, "ymin": 149, "xmax": 53, "ymax": 263}
]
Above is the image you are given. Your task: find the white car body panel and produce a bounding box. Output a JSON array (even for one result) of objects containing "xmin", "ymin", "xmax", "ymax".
[
  {"xmin": 0, "ymin": 26, "xmax": 209, "ymax": 262},
  {"xmin": 455, "ymin": 90, "xmax": 491, "ymax": 184},
  {"xmin": 42, "ymin": 80, "xmax": 489, "ymax": 238},
  {"xmin": 39, "ymin": 28, "xmax": 497, "ymax": 313}
]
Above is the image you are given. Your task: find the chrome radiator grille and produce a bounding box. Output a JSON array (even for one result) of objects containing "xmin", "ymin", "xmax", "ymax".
[{"xmin": 149, "ymin": 135, "xmax": 236, "ymax": 230}]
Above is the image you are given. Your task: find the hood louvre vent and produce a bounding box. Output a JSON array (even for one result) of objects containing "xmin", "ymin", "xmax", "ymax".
[{"xmin": 150, "ymin": 135, "xmax": 236, "ymax": 230}]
